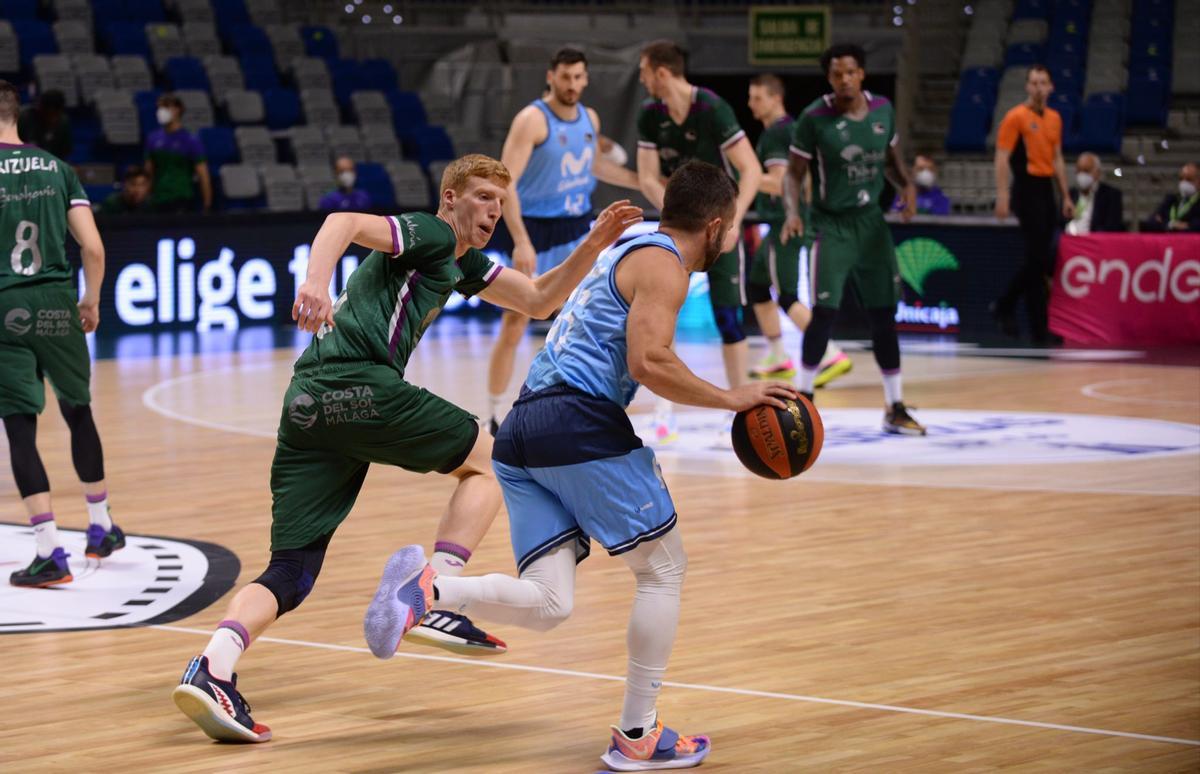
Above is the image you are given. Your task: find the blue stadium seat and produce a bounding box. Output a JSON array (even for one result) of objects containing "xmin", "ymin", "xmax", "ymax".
[
  {"xmin": 355, "ymin": 162, "xmax": 395, "ymax": 208},
  {"xmin": 69, "ymin": 115, "xmax": 101, "ymax": 164},
  {"xmin": 946, "ymin": 94, "xmax": 992, "ymax": 152},
  {"xmin": 0, "ymin": 0, "xmax": 38, "ymax": 20},
  {"xmin": 240, "ymin": 54, "xmax": 279, "ymax": 91},
  {"xmin": 261, "ymin": 88, "xmax": 300, "ymax": 130},
  {"xmin": 228, "ymin": 25, "xmax": 273, "ymax": 61},
  {"xmin": 1050, "ymin": 65, "xmax": 1083, "ymax": 96},
  {"xmin": 91, "ymin": 0, "xmax": 166, "ymax": 23},
  {"xmin": 1049, "ymin": 92, "xmax": 1080, "ymax": 151},
  {"xmin": 958, "ymin": 67, "xmax": 1000, "ymax": 101},
  {"xmin": 359, "ymin": 59, "xmax": 398, "ymax": 92},
  {"xmin": 13, "ymin": 20, "xmax": 57, "ymax": 68},
  {"xmin": 387, "ymin": 90, "xmax": 428, "ymax": 135},
  {"xmin": 1013, "ymin": 0, "xmax": 1051, "ymax": 20},
  {"xmin": 1045, "ymin": 40, "xmax": 1085, "ymax": 71},
  {"xmin": 165, "ymin": 57, "xmax": 210, "ymax": 92},
  {"xmin": 134, "ymin": 89, "xmax": 161, "ymax": 136},
  {"xmin": 403, "ymin": 125, "xmax": 455, "ymax": 168},
  {"xmin": 199, "ymin": 126, "xmax": 238, "ymax": 170},
  {"xmin": 212, "ymin": 0, "xmax": 251, "ymax": 29},
  {"xmin": 1126, "ymin": 67, "xmax": 1170, "ymax": 126},
  {"xmin": 328, "ymin": 58, "xmax": 359, "ymax": 108},
  {"xmin": 301, "ymin": 26, "xmax": 339, "ymax": 60},
  {"xmin": 1004, "ymin": 42, "xmax": 1044, "ymax": 68},
  {"xmin": 103, "ymin": 22, "xmax": 151, "ymax": 58},
  {"xmin": 1078, "ymin": 93, "xmax": 1124, "ymax": 153},
  {"xmin": 1136, "ymin": 0, "xmax": 1173, "ymax": 20}
]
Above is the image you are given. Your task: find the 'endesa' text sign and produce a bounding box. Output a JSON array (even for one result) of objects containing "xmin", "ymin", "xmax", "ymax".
[{"xmin": 1050, "ymin": 233, "xmax": 1200, "ymax": 345}]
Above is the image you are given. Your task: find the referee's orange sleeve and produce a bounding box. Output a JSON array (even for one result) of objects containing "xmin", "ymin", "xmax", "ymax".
[{"xmin": 997, "ymin": 107, "xmax": 1019, "ymax": 152}]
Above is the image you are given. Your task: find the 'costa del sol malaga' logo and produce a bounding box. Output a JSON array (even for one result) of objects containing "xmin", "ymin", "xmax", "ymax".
[
  {"xmin": 288, "ymin": 393, "xmax": 318, "ymax": 429},
  {"xmin": 896, "ymin": 238, "xmax": 959, "ymax": 295},
  {"xmin": 4, "ymin": 307, "xmax": 31, "ymax": 335}
]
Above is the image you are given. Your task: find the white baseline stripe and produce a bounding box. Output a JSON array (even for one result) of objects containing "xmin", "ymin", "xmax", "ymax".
[
  {"xmin": 152, "ymin": 624, "xmax": 1199, "ymax": 747},
  {"xmin": 1081, "ymin": 378, "xmax": 1199, "ymax": 407}
]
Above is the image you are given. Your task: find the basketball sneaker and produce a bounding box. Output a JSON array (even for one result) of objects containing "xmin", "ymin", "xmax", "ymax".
[
  {"xmin": 85, "ymin": 523, "xmax": 126, "ymax": 558},
  {"xmin": 749, "ymin": 353, "xmax": 796, "ymax": 379},
  {"xmin": 364, "ymin": 545, "xmax": 435, "ymax": 660},
  {"xmin": 406, "ymin": 610, "xmax": 508, "ymax": 657},
  {"xmin": 172, "ymin": 655, "xmax": 272, "ymax": 743},
  {"xmin": 813, "ymin": 351, "xmax": 853, "ymax": 388},
  {"xmin": 10, "ymin": 547, "xmax": 72, "ymax": 588},
  {"xmin": 883, "ymin": 402, "xmax": 927, "ymax": 436},
  {"xmin": 649, "ymin": 411, "xmax": 678, "ymax": 446},
  {"xmin": 601, "ymin": 717, "xmax": 711, "ymax": 771},
  {"xmin": 488, "ymin": 416, "xmax": 500, "ymax": 437}
]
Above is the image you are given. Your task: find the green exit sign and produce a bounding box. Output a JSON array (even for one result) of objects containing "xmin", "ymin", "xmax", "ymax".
[{"xmin": 749, "ymin": 6, "xmax": 832, "ymax": 66}]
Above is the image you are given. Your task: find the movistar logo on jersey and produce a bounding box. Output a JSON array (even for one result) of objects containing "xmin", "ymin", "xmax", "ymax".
[
  {"xmin": 4, "ymin": 307, "xmax": 31, "ymax": 335},
  {"xmin": 561, "ymin": 146, "xmax": 593, "ymax": 178},
  {"xmin": 0, "ymin": 156, "xmax": 59, "ymax": 174}
]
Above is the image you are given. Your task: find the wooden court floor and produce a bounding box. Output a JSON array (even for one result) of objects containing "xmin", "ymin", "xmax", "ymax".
[{"xmin": 1, "ymin": 325, "xmax": 1198, "ymax": 772}]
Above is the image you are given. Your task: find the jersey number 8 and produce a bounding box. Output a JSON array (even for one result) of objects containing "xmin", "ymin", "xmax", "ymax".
[{"xmin": 11, "ymin": 220, "xmax": 43, "ymax": 276}]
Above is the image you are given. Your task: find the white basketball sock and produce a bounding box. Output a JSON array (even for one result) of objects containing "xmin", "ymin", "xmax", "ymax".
[
  {"xmin": 883, "ymin": 371, "xmax": 903, "ymax": 406},
  {"xmin": 86, "ymin": 492, "xmax": 112, "ymax": 530},
  {"xmin": 797, "ymin": 364, "xmax": 818, "ymax": 393},
  {"xmin": 488, "ymin": 393, "xmax": 504, "ymax": 422},
  {"xmin": 202, "ymin": 621, "xmax": 249, "ymax": 681},
  {"xmin": 768, "ymin": 336, "xmax": 786, "ymax": 360},
  {"xmin": 31, "ymin": 513, "xmax": 60, "ymax": 558}
]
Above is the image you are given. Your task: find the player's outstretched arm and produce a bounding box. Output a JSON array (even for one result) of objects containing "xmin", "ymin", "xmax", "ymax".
[
  {"xmin": 293, "ymin": 213, "xmax": 396, "ymax": 332},
  {"xmin": 624, "ymin": 248, "xmax": 799, "ymax": 412},
  {"xmin": 66, "ymin": 205, "xmax": 105, "ymax": 333},
  {"xmin": 478, "ymin": 200, "xmax": 642, "ymax": 318}
]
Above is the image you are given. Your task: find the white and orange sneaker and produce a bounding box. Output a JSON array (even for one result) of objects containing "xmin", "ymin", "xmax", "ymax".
[
  {"xmin": 601, "ymin": 717, "xmax": 711, "ymax": 771},
  {"xmin": 364, "ymin": 546, "xmax": 436, "ymax": 659}
]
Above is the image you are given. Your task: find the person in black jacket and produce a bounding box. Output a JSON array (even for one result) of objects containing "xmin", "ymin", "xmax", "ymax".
[
  {"xmin": 1064, "ymin": 152, "xmax": 1123, "ymax": 234},
  {"xmin": 1143, "ymin": 162, "xmax": 1200, "ymax": 233}
]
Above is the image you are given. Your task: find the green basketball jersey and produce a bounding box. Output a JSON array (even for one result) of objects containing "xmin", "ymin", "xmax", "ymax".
[
  {"xmin": 636, "ymin": 87, "xmax": 746, "ymax": 178},
  {"xmin": 0, "ymin": 144, "xmax": 88, "ymax": 292},
  {"xmin": 294, "ymin": 212, "xmax": 502, "ymax": 377},
  {"xmin": 790, "ymin": 91, "xmax": 897, "ymax": 215},
  {"xmin": 755, "ymin": 115, "xmax": 794, "ymax": 224}
]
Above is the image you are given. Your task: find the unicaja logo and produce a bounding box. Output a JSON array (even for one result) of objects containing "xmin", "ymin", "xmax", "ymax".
[
  {"xmin": 288, "ymin": 394, "xmax": 318, "ymax": 430},
  {"xmin": 4, "ymin": 307, "xmax": 31, "ymax": 335}
]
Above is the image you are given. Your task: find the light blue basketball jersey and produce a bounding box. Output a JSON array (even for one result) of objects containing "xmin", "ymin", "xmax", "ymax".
[
  {"xmin": 517, "ymin": 100, "xmax": 597, "ymax": 218},
  {"xmin": 525, "ymin": 232, "xmax": 683, "ymax": 407}
]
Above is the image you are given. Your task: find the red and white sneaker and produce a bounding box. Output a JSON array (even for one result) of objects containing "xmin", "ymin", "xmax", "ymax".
[{"xmin": 601, "ymin": 717, "xmax": 711, "ymax": 771}]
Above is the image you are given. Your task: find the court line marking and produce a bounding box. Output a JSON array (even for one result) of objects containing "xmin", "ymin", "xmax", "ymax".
[
  {"xmin": 152, "ymin": 624, "xmax": 1199, "ymax": 748},
  {"xmin": 1081, "ymin": 379, "xmax": 1200, "ymax": 408},
  {"xmin": 141, "ymin": 368, "xmax": 1198, "ymax": 498}
]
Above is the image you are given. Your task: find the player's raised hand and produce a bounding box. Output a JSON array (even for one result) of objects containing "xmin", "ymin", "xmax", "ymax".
[
  {"xmin": 724, "ymin": 380, "xmax": 802, "ymax": 412},
  {"xmin": 77, "ymin": 295, "xmax": 100, "ymax": 333},
  {"xmin": 588, "ymin": 200, "xmax": 643, "ymax": 247},
  {"xmin": 780, "ymin": 213, "xmax": 805, "ymax": 244},
  {"xmin": 293, "ymin": 280, "xmax": 334, "ymax": 333}
]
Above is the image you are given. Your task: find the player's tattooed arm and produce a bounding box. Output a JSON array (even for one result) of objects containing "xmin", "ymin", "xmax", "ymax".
[
  {"xmin": 293, "ymin": 213, "xmax": 396, "ymax": 332},
  {"xmin": 780, "ymin": 153, "xmax": 809, "ymax": 244},
  {"xmin": 885, "ymin": 144, "xmax": 917, "ymax": 221}
]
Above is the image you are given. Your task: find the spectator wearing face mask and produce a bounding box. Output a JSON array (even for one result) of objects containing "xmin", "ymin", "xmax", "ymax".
[
  {"xmin": 144, "ymin": 93, "xmax": 212, "ymax": 213},
  {"xmin": 892, "ymin": 154, "xmax": 950, "ymax": 215},
  {"xmin": 100, "ymin": 165, "xmax": 152, "ymax": 214},
  {"xmin": 1143, "ymin": 162, "xmax": 1200, "ymax": 233},
  {"xmin": 318, "ymin": 156, "xmax": 372, "ymax": 210},
  {"xmin": 1064, "ymin": 152, "xmax": 1123, "ymax": 234}
]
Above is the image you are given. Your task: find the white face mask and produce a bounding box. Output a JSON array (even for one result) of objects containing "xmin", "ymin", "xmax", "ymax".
[
  {"xmin": 1075, "ymin": 172, "xmax": 1095, "ymax": 191},
  {"xmin": 1180, "ymin": 180, "xmax": 1198, "ymax": 199},
  {"xmin": 914, "ymin": 169, "xmax": 935, "ymax": 188},
  {"xmin": 338, "ymin": 171, "xmax": 357, "ymax": 189},
  {"xmin": 156, "ymin": 107, "xmax": 174, "ymax": 126}
]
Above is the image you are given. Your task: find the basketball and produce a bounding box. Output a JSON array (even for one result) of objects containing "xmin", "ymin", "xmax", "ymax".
[{"xmin": 730, "ymin": 396, "xmax": 824, "ymax": 479}]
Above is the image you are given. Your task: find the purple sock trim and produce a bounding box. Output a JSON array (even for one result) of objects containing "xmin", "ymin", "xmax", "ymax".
[
  {"xmin": 433, "ymin": 541, "xmax": 472, "ymax": 562},
  {"xmin": 85, "ymin": 491, "xmax": 108, "ymax": 504},
  {"xmin": 30, "ymin": 512, "xmax": 54, "ymax": 526},
  {"xmin": 800, "ymin": 363, "xmax": 821, "ymax": 371},
  {"xmin": 218, "ymin": 620, "xmax": 251, "ymax": 650},
  {"xmin": 881, "ymin": 368, "xmax": 901, "ymax": 376}
]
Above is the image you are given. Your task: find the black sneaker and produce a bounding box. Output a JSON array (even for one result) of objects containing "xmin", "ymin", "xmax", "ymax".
[
  {"xmin": 989, "ymin": 302, "xmax": 1019, "ymax": 338},
  {"xmin": 85, "ymin": 523, "xmax": 126, "ymax": 558},
  {"xmin": 488, "ymin": 416, "xmax": 500, "ymax": 437},
  {"xmin": 172, "ymin": 655, "xmax": 272, "ymax": 743},
  {"xmin": 883, "ymin": 402, "xmax": 927, "ymax": 436},
  {"xmin": 10, "ymin": 547, "xmax": 72, "ymax": 587},
  {"xmin": 405, "ymin": 610, "xmax": 508, "ymax": 657}
]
